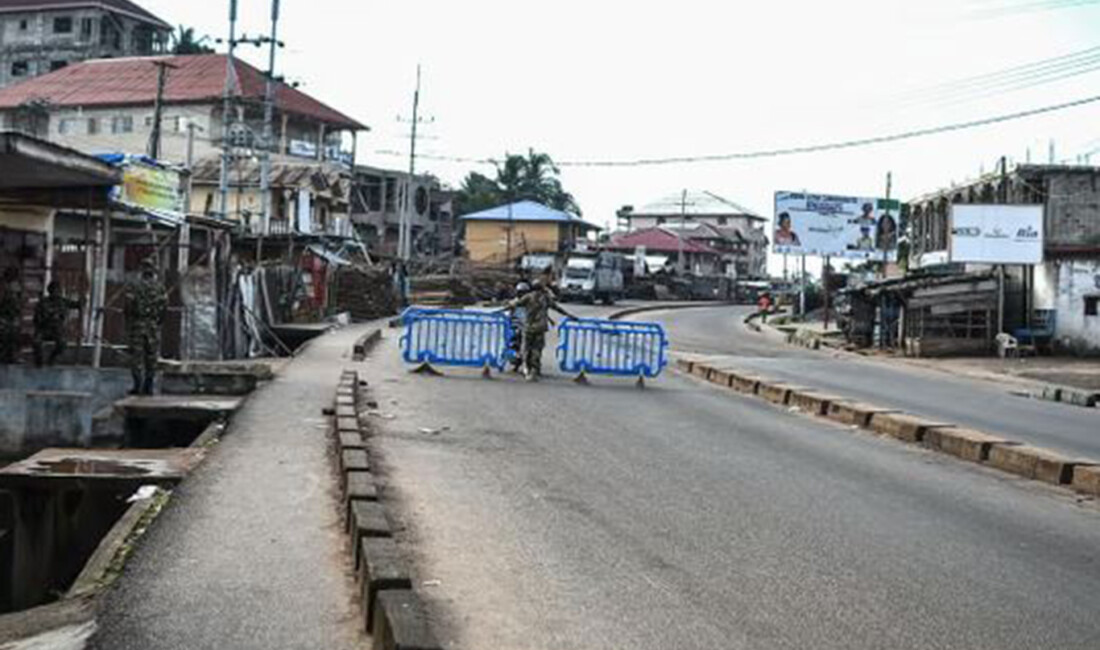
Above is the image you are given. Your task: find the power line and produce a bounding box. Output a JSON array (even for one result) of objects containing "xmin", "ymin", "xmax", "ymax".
[
  {"xmin": 967, "ymin": 0, "xmax": 1100, "ymax": 18},
  {"xmin": 373, "ymin": 92, "xmax": 1100, "ymax": 169}
]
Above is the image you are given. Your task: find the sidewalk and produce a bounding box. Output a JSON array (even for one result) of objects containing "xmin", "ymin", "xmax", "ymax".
[
  {"xmin": 774, "ymin": 318, "xmax": 1100, "ymax": 396},
  {"xmin": 89, "ymin": 325, "xmax": 372, "ymax": 650}
]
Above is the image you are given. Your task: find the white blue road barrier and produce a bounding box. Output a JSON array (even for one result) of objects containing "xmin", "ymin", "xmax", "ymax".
[
  {"xmin": 400, "ymin": 308, "xmax": 514, "ymax": 370},
  {"xmin": 556, "ymin": 318, "xmax": 669, "ymax": 379}
]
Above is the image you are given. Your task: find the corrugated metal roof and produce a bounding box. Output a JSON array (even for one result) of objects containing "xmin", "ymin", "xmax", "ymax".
[
  {"xmin": 631, "ymin": 190, "xmax": 764, "ymax": 220},
  {"xmin": 0, "ymin": 0, "xmax": 169, "ymax": 28},
  {"xmin": 606, "ymin": 227, "xmax": 719, "ymax": 255},
  {"xmin": 460, "ymin": 200, "xmax": 601, "ymax": 230},
  {"xmin": 0, "ymin": 54, "xmax": 367, "ymax": 131}
]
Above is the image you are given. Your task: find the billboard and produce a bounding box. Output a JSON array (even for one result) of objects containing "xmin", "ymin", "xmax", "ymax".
[
  {"xmin": 111, "ymin": 161, "xmax": 184, "ymax": 221},
  {"xmin": 774, "ymin": 191, "xmax": 902, "ymax": 260},
  {"xmin": 950, "ymin": 205, "xmax": 1043, "ymax": 265}
]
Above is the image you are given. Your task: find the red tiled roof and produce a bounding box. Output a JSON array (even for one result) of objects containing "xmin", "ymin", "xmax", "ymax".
[
  {"xmin": 0, "ymin": 54, "xmax": 367, "ymax": 130},
  {"xmin": 606, "ymin": 228, "xmax": 720, "ymax": 255},
  {"xmin": 0, "ymin": 0, "xmax": 169, "ymax": 28}
]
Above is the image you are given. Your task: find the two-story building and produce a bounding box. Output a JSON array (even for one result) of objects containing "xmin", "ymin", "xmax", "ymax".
[
  {"xmin": 0, "ymin": 53, "xmax": 366, "ymax": 175},
  {"xmin": 617, "ymin": 190, "xmax": 769, "ymax": 278},
  {"xmin": 0, "ymin": 0, "xmax": 170, "ymax": 89},
  {"xmin": 907, "ymin": 164, "xmax": 1100, "ymax": 354}
]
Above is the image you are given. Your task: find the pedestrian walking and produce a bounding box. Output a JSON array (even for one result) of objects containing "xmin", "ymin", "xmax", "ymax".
[
  {"xmin": 124, "ymin": 258, "xmax": 168, "ymax": 395},
  {"xmin": 758, "ymin": 292, "xmax": 772, "ymax": 324},
  {"xmin": 502, "ymin": 278, "xmax": 576, "ymax": 381},
  {"xmin": 0, "ymin": 267, "xmax": 22, "ymax": 364},
  {"xmin": 33, "ymin": 280, "xmax": 81, "ymax": 366}
]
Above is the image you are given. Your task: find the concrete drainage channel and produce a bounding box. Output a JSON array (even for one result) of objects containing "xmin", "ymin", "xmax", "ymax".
[
  {"xmin": 0, "ymin": 364, "xmax": 264, "ymax": 645},
  {"xmin": 677, "ymin": 357, "xmax": 1100, "ymax": 500},
  {"xmin": 329, "ymin": 330, "xmax": 442, "ymax": 650}
]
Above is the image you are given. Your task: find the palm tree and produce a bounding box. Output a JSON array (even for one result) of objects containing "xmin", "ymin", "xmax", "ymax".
[
  {"xmin": 455, "ymin": 150, "xmax": 581, "ymax": 216},
  {"xmin": 171, "ymin": 26, "xmax": 214, "ymax": 55}
]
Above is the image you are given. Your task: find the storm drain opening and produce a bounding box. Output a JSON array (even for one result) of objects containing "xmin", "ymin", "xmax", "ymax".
[{"xmin": 0, "ymin": 449, "xmax": 202, "ymax": 615}]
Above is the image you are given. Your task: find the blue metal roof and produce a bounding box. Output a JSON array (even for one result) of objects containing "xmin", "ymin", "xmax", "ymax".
[{"xmin": 459, "ymin": 200, "xmax": 600, "ymax": 230}]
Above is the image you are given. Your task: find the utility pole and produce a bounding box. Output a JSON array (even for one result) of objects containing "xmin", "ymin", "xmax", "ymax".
[
  {"xmin": 678, "ymin": 189, "xmax": 687, "ymax": 274},
  {"xmin": 147, "ymin": 60, "xmax": 177, "ymax": 160},
  {"xmin": 259, "ymin": 0, "xmax": 281, "ymax": 240},
  {"xmin": 398, "ymin": 65, "xmax": 423, "ymax": 261},
  {"xmin": 218, "ymin": 0, "xmax": 239, "ymax": 219},
  {"xmin": 998, "ymin": 155, "xmax": 1008, "ymax": 335}
]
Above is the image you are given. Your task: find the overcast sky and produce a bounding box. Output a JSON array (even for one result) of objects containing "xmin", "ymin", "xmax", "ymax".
[{"xmin": 146, "ymin": 0, "xmax": 1100, "ymax": 256}]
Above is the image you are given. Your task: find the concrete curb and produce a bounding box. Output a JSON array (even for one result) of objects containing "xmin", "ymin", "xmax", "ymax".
[
  {"xmin": 678, "ymin": 357, "xmax": 1100, "ymax": 498},
  {"xmin": 328, "ymin": 369, "xmax": 441, "ymax": 649},
  {"xmin": 353, "ymin": 328, "xmax": 384, "ymax": 362},
  {"xmin": 608, "ymin": 301, "xmax": 727, "ymax": 321}
]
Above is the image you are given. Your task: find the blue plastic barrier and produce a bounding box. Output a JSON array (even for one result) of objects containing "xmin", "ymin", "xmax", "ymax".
[
  {"xmin": 399, "ymin": 308, "xmax": 514, "ymax": 370},
  {"xmin": 556, "ymin": 318, "xmax": 669, "ymax": 379}
]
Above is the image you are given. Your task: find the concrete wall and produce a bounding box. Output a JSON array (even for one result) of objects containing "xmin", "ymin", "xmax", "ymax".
[
  {"xmin": 1050, "ymin": 260, "xmax": 1100, "ymax": 353},
  {"xmin": 0, "ymin": 366, "xmax": 130, "ymax": 458},
  {"xmin": 0, "ymin": 7, "xmax": 168, "ymax": 89},
  {"xmin": 1046, "ymin": 174, "xmax": 1100, "ymax": 249}
]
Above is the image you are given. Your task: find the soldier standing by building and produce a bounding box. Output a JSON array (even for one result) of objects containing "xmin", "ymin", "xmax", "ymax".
[
  {"xmin": 124, "ymin": 258, "xmax": 168, "ymax": 395},
  {"xmin": 0, "ymin": 267, "xmax": 22, "ymax": 364},
  {"xmin": 503, "ymin": 278, "xmax": 576, "ymax": 381},
  {"xmin": 33, "ymin": 280, "xmax": 81, "ymax": 366}
]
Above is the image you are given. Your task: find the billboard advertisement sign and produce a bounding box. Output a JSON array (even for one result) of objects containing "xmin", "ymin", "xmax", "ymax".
[
  {"xmin": 773, "ymin": 191, "xmax": 902, "ymax": 260},
  {"xmin": 111, "ymin": 161, "xmax": 184, "ymax": 222},
  {"xmin": 950, "ymin": 204, "xmax": 1043, "ymax": 265}
]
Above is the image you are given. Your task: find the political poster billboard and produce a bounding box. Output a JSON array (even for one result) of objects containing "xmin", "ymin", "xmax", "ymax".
[
  {"xmin": 950, "ymin": 205, "xmax": 1043, "ymax": 265},
  {"xmin": 773, "ymin": 191, "xmax": 902, "ymax": 261}
]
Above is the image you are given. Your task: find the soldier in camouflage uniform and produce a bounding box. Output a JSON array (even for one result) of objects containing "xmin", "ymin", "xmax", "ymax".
[
  {"xmin": 124, "ymin": 259, "xmax": 167, "ymax": 395},
  {"xmin": 0, "ymin": 268, "xmax": 21, "ymax": 364},
  {"xmin": 504, "ymin": 278, "xmax": 576, "ymax": 381},
  {"xmin": 33, "ymin": 281, "xmax": 81, "ymax": 366}
]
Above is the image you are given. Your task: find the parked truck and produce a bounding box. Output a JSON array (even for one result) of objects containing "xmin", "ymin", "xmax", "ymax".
[{"xmin": 560, "ymin": 252, "xmax": 624, "ymax": 304}]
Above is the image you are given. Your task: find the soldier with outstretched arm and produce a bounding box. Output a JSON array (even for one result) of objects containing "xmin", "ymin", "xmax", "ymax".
[{"xmin": 501, "ymin": 278, "xmax": 577, "ymax": 381}]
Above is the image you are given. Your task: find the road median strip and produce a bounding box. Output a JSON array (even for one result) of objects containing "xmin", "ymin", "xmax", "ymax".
[
  {"xmin": 677, "ymin": 355, "xmax": 1100, "ymax": 500},
  {"xmin": 328, "ymin": 362, "xmax": 442, "ymax": 649}
]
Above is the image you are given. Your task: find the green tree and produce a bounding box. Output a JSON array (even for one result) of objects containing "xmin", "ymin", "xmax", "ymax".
[
  {"xmin": 171, "ymin": 26, "xmax": 215, "ymax": 55},
  {"xmin": 455, "ymin": 149, "xmax": 581, "ymax": 216}
]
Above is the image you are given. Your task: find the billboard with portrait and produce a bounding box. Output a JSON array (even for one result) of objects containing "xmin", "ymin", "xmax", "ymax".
[{"xmin": 773, "ymin": 191, "xmax": 902, "ymax": 261}]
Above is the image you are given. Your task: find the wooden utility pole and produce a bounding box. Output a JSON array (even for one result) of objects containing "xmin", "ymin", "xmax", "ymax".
[
  {"xmin": 998, "ymin": 155, "xmax": 1008, "ymax": 335},
  {"xmin": 678, "ymin": 189, "xmax": 687, "ymax": 274},
  {"xmin": 147, "ymin": 60, "xmax": 177, "ymax": 160}
]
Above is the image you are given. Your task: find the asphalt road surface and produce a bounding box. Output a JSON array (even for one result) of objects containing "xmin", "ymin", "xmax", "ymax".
[
  {"xmin": 642, "ymin": 305, "xmax": 1100, "ymax": 459},
  {"xmin": 367, "ymin": 306, "xmax": 1100, "ymax": 650}
]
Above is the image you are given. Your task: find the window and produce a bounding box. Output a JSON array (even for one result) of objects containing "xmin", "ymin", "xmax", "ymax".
[
  {"xmin": 657, "ymin": 216, "xmax": 667, "ymax": 225},
  {"xmin": 174, "ymin": 116, "xmax": 185, "ymax": 133},
  {"xmin": 1087, "ymin": 296, "xmax": 1099, "ymax": 317},
  {"xmin": 53, "ymin": 17, "xmax": 73, "ymax": 34},
  {"xmin": 11, "ymin": 61, "xmax": 29, "ymax": 77},
  {"xmin": 110, "ymin": 115, "xmax": 133, "ymax": 134},
  {"xmin": 87, "ymin": 118, "xmax": 99, "ymax": 135},
  {"xmin": 49, "ymin": 60, "xmax": 67, "ymax": 72},
  {"xmin": 57, "ymin": 118, "xmax": 75, "ymax": 135},
  {"xmin": 19, "ymin": 19, "xmax": 28, "ymax": 31},
  {"xmin": 81, "ymin": 18, "xmax": 93, "ymax": 40},
  {"xmin": 718, "ymin": 216, "xmax": 729, "ymax": 226}
]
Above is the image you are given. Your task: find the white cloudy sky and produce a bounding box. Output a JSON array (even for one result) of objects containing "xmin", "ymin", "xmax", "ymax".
[{"xmin": 146, "ymin": 0, "xmax": 1100, "ymax": 239}]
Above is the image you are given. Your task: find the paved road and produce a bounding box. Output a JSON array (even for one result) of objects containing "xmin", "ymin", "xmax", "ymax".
[
  {"xmin": 367, "ymin": 315, "xmax": 1100, "ymax": 650},
  {"xmin": 643, "ymin": 305, "xmax": 1100, "ymax": 460}
]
